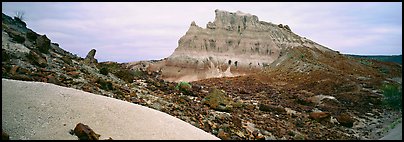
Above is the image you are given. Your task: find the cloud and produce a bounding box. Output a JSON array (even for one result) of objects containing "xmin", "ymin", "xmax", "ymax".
[{"xmin": 2, "ymin": 2, "xmax": 402, "ymax": 62}]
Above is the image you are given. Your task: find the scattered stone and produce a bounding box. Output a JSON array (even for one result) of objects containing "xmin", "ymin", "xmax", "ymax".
[
  {"xmin": 10, "ymin": 65, "xmax": 19, "ymax": 75},
  {"xmin": 73, "ymin": 123, "xmax": 100, "ymax": 140},
  {"xmin": 336, "ymin": 113, "xmax": 355, "ymax": 128},
  {"xmin": 202, "ymin": 88, "xmax": 233, "ymax": 112},
  {"xmin": 309, "ymin": 112, "xmax": 331, "ymax": 122},
  {"xmin": 217, "ymin": 129, "xmax": 230, "ymax": 140},
  {"xmin": 67, "ymin": 71, "xmax": 80, "ymax": 78},
  {"xmin": 258, "ymin": 103, "xmax": 286, "ymax": 114},
  {"xmin": 27, "ymin": 50, "xmax": 47, "ymax": 67}
]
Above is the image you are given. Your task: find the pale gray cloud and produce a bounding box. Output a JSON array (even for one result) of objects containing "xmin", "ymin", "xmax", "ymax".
[{"xmin": 2, "ymin": 2, "xmax": 401, "ymax": 62}]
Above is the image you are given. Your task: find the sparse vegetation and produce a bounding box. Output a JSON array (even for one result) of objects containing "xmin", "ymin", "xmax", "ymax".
[
  {"xmin": 26, "ymin": 31, "xmax": 39, "ymax": 42},
  {"xmin": 175, "ymin": 81, "xmax": 193, "ymax": 96},
  {"xmin": 99, "ymin": 67, "xmax": 109, "ymax": 75},
  {"xmin": 10, "ymin": 33, "xmax": 25, "ymax": 43},
  {"xmin": 381, "ymin": 83, "xmax": 402, "ymax": 110},
  {"xmin": 14, "ymin": 11, "xmax": 25, "ymax": 21},
  {"xmin": 97, "ymin": 62, "xmax": 138, "ymax": 83},
  {"xmin": 359, "ymin": 59, "xmax": 373, "ymax": 66},
  {"xmin": 96, "ymin": 78, "xmax": 113, "ymax": 91}
]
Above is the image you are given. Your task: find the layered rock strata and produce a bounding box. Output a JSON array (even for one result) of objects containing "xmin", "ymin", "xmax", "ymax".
[{"xmin": 148, "ymin": 9, "xmax": 333, "ymax": 82}]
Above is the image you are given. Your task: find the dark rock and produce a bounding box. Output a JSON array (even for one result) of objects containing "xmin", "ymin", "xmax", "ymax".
[
  {"xmin": 12, "ymin": 74, "xmax": 33, "ymax": 81},
  {"xmin": 13, "ymin": 16, "xmax": 27, "ymax": 27},
  {"xmin": 296, "ymin": 97, "xmax": 314, "ymax": 106},
  {"xmin": 259, "ymin": 104, "xmax": 286, "ymax": 114},
  {"xmin": 2, "ymin": 129, "xmax": 9, "ymax": 140},
  {"xmin": 47, "ymin": 75, "xmax": 61, "ymax": 85},
  {"xmin": 27, "ymin": 50, "xmax": 47, "ymax": 67},
  {"xmin": 10, "ymin": 32, "xmax": 25, "ymax": 43},
  {"xmin": 336, "ymin": 113, "xmax": 355, "ymax": 128},
  {"xmin": 73, "ymin": 123, "xmax": 100, "ymax": 140},
  {"xmin": 217, "ymin": 129, "xmax": 230, "ymax": 140},
  {"xmin": 67, "ymin": 71, "xmax": 80, "ymax": 78},
  {"xmin": 284, "ymin": 25, "xmax": 291, "ymax": 31},
  {"xmin": 232, "ymin": 116, "xmax": 242, "ymax": 128},
  {"xmin": 61, "ymin": 56, "xmax": 73, "ymax": 65},
  {"xmin": 84, "ymin": 49, "xmax": 98, "ymax": 66},
  {"xmin": 26, "ymin": 30, "xmax": 39, "ymax": 42},
  {"xmin": 36, "ymin": 35, "xmax": 51, "ymax": 53},
  {"xmin": 10, "ymin": 65, "xmax": 19, "ymax": 75},
  {"xmin": 309, "ymin": 112, "xmax": 331, "ymax": 121}
]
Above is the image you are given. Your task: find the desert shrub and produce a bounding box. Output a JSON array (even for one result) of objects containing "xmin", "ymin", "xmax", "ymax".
[
  {"xmin": 2, "ymin": 49, "xmax": 10, "ymax": 62},
  {"xmin": 175, "ymin": 81, "xmax": 193, "ymax": 96},
  {"xmin": 379, "ymin": 67, "xmax": 390, "ymax": 74},
  {"xmin": 359, "ymin": 59, "xmax": 373, "ymax": 66},
  {"xmin": 381, "ymin": 83, "xmax": 402, "ymax": 110},
  {"xmin": 96, "ymin": 78, "xmax": 113, "ymax": 91},
  {"xmin": 11, "ymin": 34, "xmax": 25, "ymax": 43},
  {"xmin": 26, "ymin": 30, "xmax": 38, "ymax": 41},
  {"xmin": 202, "ymin": 88, "xmax": 233, "ymax": 112},
  {"xmin": 132, "ymin": 70, "xmax": 144, "ymax": 78},
  {"xmin": 99, "ymin": 67, "xmax": 109, "ymax": 75},
  {"xmin": 114, "ymin": 70, "xmax": 135, "ymax": 83}
]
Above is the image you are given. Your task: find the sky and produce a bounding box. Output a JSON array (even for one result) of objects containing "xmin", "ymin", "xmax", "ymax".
[{"xmin": 2, "ymin": 2, "xmax": 402, "ymax": 63}]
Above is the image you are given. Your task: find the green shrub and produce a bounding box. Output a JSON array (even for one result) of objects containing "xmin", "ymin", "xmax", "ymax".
[
  {"xmin": 175, "ymin": 81, "xmax": 193, "ymax": 96},
  {"xmin": 11, "ymin": 34, "xmax": 25, "ymax": 43},
  {"xmin": 96, "ymin": 78, "xmax": 113, "ymax": 91},
  {"xmin": 99, "ymin": 67, "xmax": 109, "ymax": 75},
  {"xmin": 381, "ymin": 83, "xmax": 402, "ymax": 110},
  {"xmin": 26, "ymin": 30, "xmax": 38, "ymax": 42},
  {"xmin": 114, "ymin": 70, "xmax": 136, "ymax": 83}
]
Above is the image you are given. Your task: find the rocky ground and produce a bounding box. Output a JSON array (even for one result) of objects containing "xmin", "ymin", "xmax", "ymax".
[{"xmin": 2, "ymin": 13, "xmax": 402, "ymax": 140}]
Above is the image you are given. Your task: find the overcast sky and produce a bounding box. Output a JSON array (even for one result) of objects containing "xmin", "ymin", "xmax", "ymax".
[{"xmin": 2, "ymin": 2, "xmax": 402, "ymax": 63}]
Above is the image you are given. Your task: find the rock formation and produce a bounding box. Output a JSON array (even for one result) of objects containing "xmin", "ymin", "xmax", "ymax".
[
  {"xmin": 147, "ymin": 9, "xmax": 334, "ymax": 82},
  {"xmin": 83, "ymin": 49, "xmax": 98, "ymax": 66}
]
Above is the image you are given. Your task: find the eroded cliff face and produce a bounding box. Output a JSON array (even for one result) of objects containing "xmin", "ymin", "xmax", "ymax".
[{"xmin": 148, "ymin": 9, "xmax": 333, "ymax": 82}]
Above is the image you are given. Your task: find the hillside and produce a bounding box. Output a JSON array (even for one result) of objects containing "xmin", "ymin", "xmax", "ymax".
[
  {"xmin": 347, "ymin": 54, "xmax": 402, "ymax": 64},
  {"xmin": 2, "ymin": 11, "xmax": 402, "ymax": 140}
]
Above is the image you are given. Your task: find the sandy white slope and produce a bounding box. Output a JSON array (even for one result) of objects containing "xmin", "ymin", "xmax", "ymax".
[{"xmin": 2, "ymin": 78, "xmax": 219, "ymax": 140}]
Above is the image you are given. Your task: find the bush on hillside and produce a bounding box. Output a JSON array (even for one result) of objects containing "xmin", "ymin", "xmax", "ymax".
[{"xmin": 381, "ymin": 83, "xmax": 402, "ymax": 110}]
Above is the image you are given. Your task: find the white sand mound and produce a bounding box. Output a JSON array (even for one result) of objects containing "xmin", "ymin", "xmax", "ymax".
[{"xmin": 1, "ymin": 78, "xmax": 219, "ymax": 140}]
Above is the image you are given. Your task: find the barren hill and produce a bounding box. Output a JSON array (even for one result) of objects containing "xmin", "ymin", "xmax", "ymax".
[{"xmin": 142, "ymin": 9, "xmax": 335, "ymax": 82}]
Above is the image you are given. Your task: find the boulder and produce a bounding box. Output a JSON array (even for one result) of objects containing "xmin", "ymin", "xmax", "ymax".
[
  {"xmin": 336, "ymin": 113, "xmax": 355, "ymax": 128},
  {"xmin": 27, "ymin": 50, "xmax": 47, "ymax": 67},
  {"xmin": 258, "ymin": 103, "xmax": 286, "ymax": 114},
  {"xmin": 309, "ymin": 112, "xmax": 331, "ymax": 121},
  {"xmin": 10, "ymin": 65, "xmax": 19, "ymax": 75},
  {"xmin": 202, "ymin": 88, "xmax": 233, "ymax": 112},
  {"xmin": 284, "ymin": 25, "xmax": 291, "ymax": 31},
  {"xmin": 83, "ymin": 49, "xmax": 98, "ymax": 66},
  {"xmin": 26, "ymin": 30, "xmax": 39, "ymax": 42},
  {"xmin": 73, "ymin": 123, "xmax": 100, "ymax": 140},
  {"xmin": 36, "ymin": 35, "xmax": 51, "ymax": 53},
  {"xmin": 2, "ymin": 129, "xmax": 9, "ymax": 140}
]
